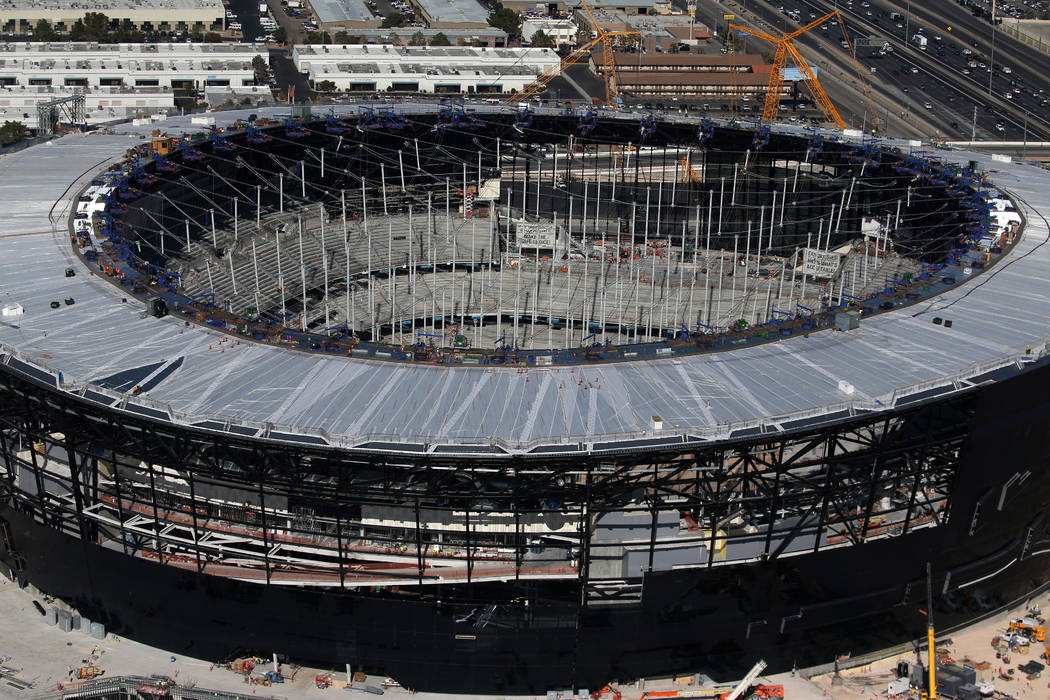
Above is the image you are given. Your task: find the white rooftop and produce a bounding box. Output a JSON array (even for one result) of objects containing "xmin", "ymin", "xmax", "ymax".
[
  {"xmin": 310, "ymin": 0, "xmax": 374, "ymax": 24},
  {"xmin": 0, "ymin": 0, "xmax": 222, "ymax": 11},
  {"xmin": 413, "ymin": 0, "xmax": 488, "ymax": 24},
  {"xmin": 0, "ymin": 105, "xmax": 1045, "ymax": 456}
]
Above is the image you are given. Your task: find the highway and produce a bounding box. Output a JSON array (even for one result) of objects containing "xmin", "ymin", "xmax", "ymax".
[
  {"xmin": 689, "ymin": 0, "xmax": 1050, "ymax": 140},
  {"xmin": 794, "ymin": 0, "xmax": 1050, "ymax": 139}
]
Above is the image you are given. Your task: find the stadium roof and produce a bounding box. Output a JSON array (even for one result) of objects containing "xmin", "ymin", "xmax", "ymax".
[{"xmin": 0, "ymin": 105, "xmax": 1045, "ymax": 455}]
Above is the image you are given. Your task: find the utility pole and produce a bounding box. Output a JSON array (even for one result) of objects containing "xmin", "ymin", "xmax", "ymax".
[
  {"xmin": 988, "ymin": 0, "xmax": 996, "ymax": 97},
  {"xmin": 971, "ymin": 104, "xmax": 977, "ymax": 142},
  {"xmin": 1023, "ymin": 109, "xmax": 1029, "ymax": 159}
]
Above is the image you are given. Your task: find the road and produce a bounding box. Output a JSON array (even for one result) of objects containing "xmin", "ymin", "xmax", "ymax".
[
  {"xmin": 688, "ymin": 0, "xmax": 1050, "ymax": 140},
  {"xmin": 787, "ymin": 0, "xmax": 1050, "ymax": 139},
  {"xmin": 689, "ymin": 0, "xmax": 942, "ymax": 137}
]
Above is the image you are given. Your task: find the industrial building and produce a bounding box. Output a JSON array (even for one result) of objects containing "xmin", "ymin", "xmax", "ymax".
[
  {"xmin": 573, "ymin": 7, "xmax": 711, "ymax": 51},
  {"xmin": 592, "ymin": 50, "xmax": 781, "ymax": 99},
  {"xmin": 0, "ymin": 0, "xmax": 226, "ymax": 35},
  {"xmin": 292, "ymin": 44, "xmax": 559, "ymax": 93},
  {"xmin": 0, "ymin": 41, "xmax": 263, "ymax": 90},
  {"xmin": 310, "ymin": 0, "xmax": 380, "ymax": 31},
  {"xmin": 410, "ymin": 0, "xmax": 489, "ymax": 29},
  {"xmin": 0, "ymin": 84, "xmax": 173, "ymax": 126},
  {"xmin": 522, "ymin": 17, "xmax": 577, "ymax": 46},
  {"xmin": 337, "ymin": 27, "xmax": 508, "ymax": 46},
  {"xmin": 0, "ymin": 42, "xmax": 266, "ymax": 127}
]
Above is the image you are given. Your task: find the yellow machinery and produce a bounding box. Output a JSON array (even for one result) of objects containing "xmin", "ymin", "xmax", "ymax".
[
  {"xmin": 1009, "ymin": 618, "xmax": 1046, "ymax": 642},
  {"xmin": 505, "ymin": 0, "xmax": 638, "ymax": 107},
  {"xmin": 729, "ymin": 11, "xmax": 883, "ymax": 133}
]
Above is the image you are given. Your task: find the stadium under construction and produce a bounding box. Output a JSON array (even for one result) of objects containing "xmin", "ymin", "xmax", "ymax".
[{"xmin": 0, "ymin": 103, "xmax": 1048, "ymax": 694}]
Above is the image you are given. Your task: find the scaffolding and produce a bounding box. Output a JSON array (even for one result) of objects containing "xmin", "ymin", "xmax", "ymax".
[{"xmin": 36, "ymin": 93, "xmax": 86, "ymax": 136}]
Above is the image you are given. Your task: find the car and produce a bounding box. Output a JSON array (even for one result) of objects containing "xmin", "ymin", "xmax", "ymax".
[
  {"xmin": 902, "ymin": 86, "xmax": 909, "ymax": 92},
  {"xmin": 950, "ymin": 121, "xmax": 959, "ymax": 129},
  {"xmin": 911, "ymin": 67, "xmax": 919, "ymax": 73},
  {"xmin": 924, "ymin": 102, "xmax": 933, "ymax": 109},
  {"xmin": 1004, "ymin": 66, "xmax": 1013, "ymax": 74}
]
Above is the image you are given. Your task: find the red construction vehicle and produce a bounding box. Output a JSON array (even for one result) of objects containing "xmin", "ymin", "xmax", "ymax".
[{"xmin": 315, "ymin": 673, "xmax": 332, "ymax": 689}]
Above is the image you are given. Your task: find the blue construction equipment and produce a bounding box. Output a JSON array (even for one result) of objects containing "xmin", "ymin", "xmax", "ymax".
[
  {"xmin": 638, "ymin": 112, "xmax": 656, "ymax": 140},
  {"xmin": 577, "ymin": 107, "xmax": 597, "ymax": 136},
  {"xmin": 208, "ymin": 126, "xmax": 235, "ymax": 152},
  {"xmin": 245, "ymin": 124, "xmax": 271, "ymax": 144},
  {"xmin": 179, "ymin": 141, "xmax": 203, "ymax": 161},
  {"xmin": 284, "ymin": 119, "xmax": 309, "ymax": 138},
  {"xmin": 697, "ymin": 119, "xmax": 715, "ymax": 143},
  {"xmin": 513, "ymin": 104, "xmax": 532, "ymax": 133}
]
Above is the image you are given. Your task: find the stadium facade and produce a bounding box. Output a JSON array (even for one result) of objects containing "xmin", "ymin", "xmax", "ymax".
[{"xmin": 0, "ymin": 104, "xmax": 1048, "ymax": 694}]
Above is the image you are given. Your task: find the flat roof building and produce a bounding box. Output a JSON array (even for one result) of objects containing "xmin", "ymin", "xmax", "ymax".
[
  {"xmin": 0, "ymin": 41, "xmax": 265, "ymax": 125},
  {"xmin": 0, "ymin": 84, "xmax": 174, "ymax": 126},
  {"xmin": 310, "ymin": 0, "xmax": 380, "ymax": 30},
  {"xmin": 411, "ymin": 0, "xmax": 489, "ymax": 29},
  {"xmin": 0, "ymin": 0, "xmax": 227, "ymax": 35},
  {"xmin": 337, "ymin": 27, "xmax": 507, "ymax": 46},
  {"xmin": 592, "ymin": 50, "xmax": 784, "ymax": 100},
  {"xmin": 293, "ymin": 44, "xmax": 558, "ymax": 93},
  {"xmin": 522, "ymin": 17, "xmax": 577, "ymax": 46}
]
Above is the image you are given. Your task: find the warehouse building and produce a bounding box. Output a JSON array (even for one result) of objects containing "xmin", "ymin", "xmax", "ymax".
[
  {"xmin": 338, "ymin": 27, "xmax": 507, "ymax": 46},
  {"xmin": 293, "ymin": 44, "xmax": 559, "ymax": 93},
  {"xmin": 574, "ymin": 8, "xmax": 711, "ymax": 52},
  {"xmin": 0, "ymin": 84, "xmax": 174, "ymax": 127},
  {"xmin": 503, "ymin": 0, "xmax": 674, "ymax": 15},
  {"xmin": 310, "ymin": 0, "xmax": 380, "ymax": 31},
  {"xmin": 0, "ymin": 0, "xmax": 227, "ymax": 35},
  {"xmin": 593, "ymin": 50, "xmax": 785, "ymax": 100},
  {"xmin": 411, "ymin": 0, "xmax": 489, "ymax": 29},
  {"xmin": 522, "ymin": 17, "xmax": 576, "ymax": 46},
  {"xmin": 0, "ymin": 42, "xmax": 263, "ymax": 90}
]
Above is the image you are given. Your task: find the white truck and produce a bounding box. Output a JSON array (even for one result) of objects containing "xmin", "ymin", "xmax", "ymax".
[
  {"xmin": 258, "ymin": 2, "xmax": 268, "ymax": 14},
  {"xmin": 912, "ymin": 34, "xmax": 927, "ymax": 49}
]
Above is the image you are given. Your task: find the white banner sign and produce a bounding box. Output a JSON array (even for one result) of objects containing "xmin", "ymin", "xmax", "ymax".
[
  {"xmin": 802, "ymin": 248, "xmax": 841, "ymax": 278},
  {"xmin": 517, "ymin": 222, "xmax": 557, "ymax": 249}
]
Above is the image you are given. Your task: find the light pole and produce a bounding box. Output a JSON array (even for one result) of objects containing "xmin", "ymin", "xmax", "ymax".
[
  {"xmin": 1023, "ymin": 109, "xmax": 1029, "ymax": 159},
  {"xmin": 988, "ymin": 0, "xmax": 996, "ymax": 97}
]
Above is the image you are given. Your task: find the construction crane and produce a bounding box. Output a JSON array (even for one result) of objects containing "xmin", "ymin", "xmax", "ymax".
[
  {"xmin": 505, "ymin": 0, "xmax": 638, "ymax": 107},
  {"xmin": 729, "ymin": 11, "xmax": 883, "ymax": 133},
  {"xmin": 920, "ymin": 561, "xmax": 938, "ymax": 700}
]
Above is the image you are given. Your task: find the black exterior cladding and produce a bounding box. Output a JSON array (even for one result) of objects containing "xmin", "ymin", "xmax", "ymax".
[{"xmin": 1, "ymin": 355, "xmax": 1049, "ymax": 693}]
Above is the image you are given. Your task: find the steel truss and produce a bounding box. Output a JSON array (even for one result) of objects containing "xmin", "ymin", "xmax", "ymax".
[{"xmin": 0, "ymin": 367, "xmax": 973, "ymax": 603}]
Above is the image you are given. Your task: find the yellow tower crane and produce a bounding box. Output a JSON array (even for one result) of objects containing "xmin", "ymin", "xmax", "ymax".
[
  {"xmin": 505, "ymin": 0, "xmax": 639, "ymax": 107},
  {"xmin": 729, "ymin": 11, "xmax": 883, "ymax": 133}
]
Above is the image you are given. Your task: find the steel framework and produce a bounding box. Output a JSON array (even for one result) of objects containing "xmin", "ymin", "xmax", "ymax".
[
  {"xmin": 36, "ymin": 94, "xmax": 86, "ymax": 136},
  {"xmin": 0, "ymin": 366, "xmax": 967, "ymax": 592}
]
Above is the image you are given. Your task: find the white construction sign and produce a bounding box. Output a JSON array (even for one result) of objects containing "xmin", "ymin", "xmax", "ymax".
[
  {"xmin": 802, "ymin": 248, "xmax": 841, "ymax": 278},
  {"xmin": 517, "ymin": 222, "xmax": 557, "ymax": 249}
]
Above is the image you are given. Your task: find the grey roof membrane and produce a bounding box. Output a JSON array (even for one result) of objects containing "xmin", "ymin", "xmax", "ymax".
[{"xmin": 0, "ymin": 105, "xmax": 1045, "ymax": 454}]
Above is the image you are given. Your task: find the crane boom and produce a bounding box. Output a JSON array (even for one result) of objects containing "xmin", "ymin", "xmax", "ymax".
[
  {"xmin": 731, "ymin": 10, "xmax": 882, "ymax": 131},
  {"xmin": 725, "ymin": 659, "xmax": 768, "ymax": 700},
  {"xmin": 505, "ymin": 37, "xmax": 602, "ymax": 105},
  {"xmin": 505, "ymin": 0, "xmax": 638, "ymax": 107}
]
